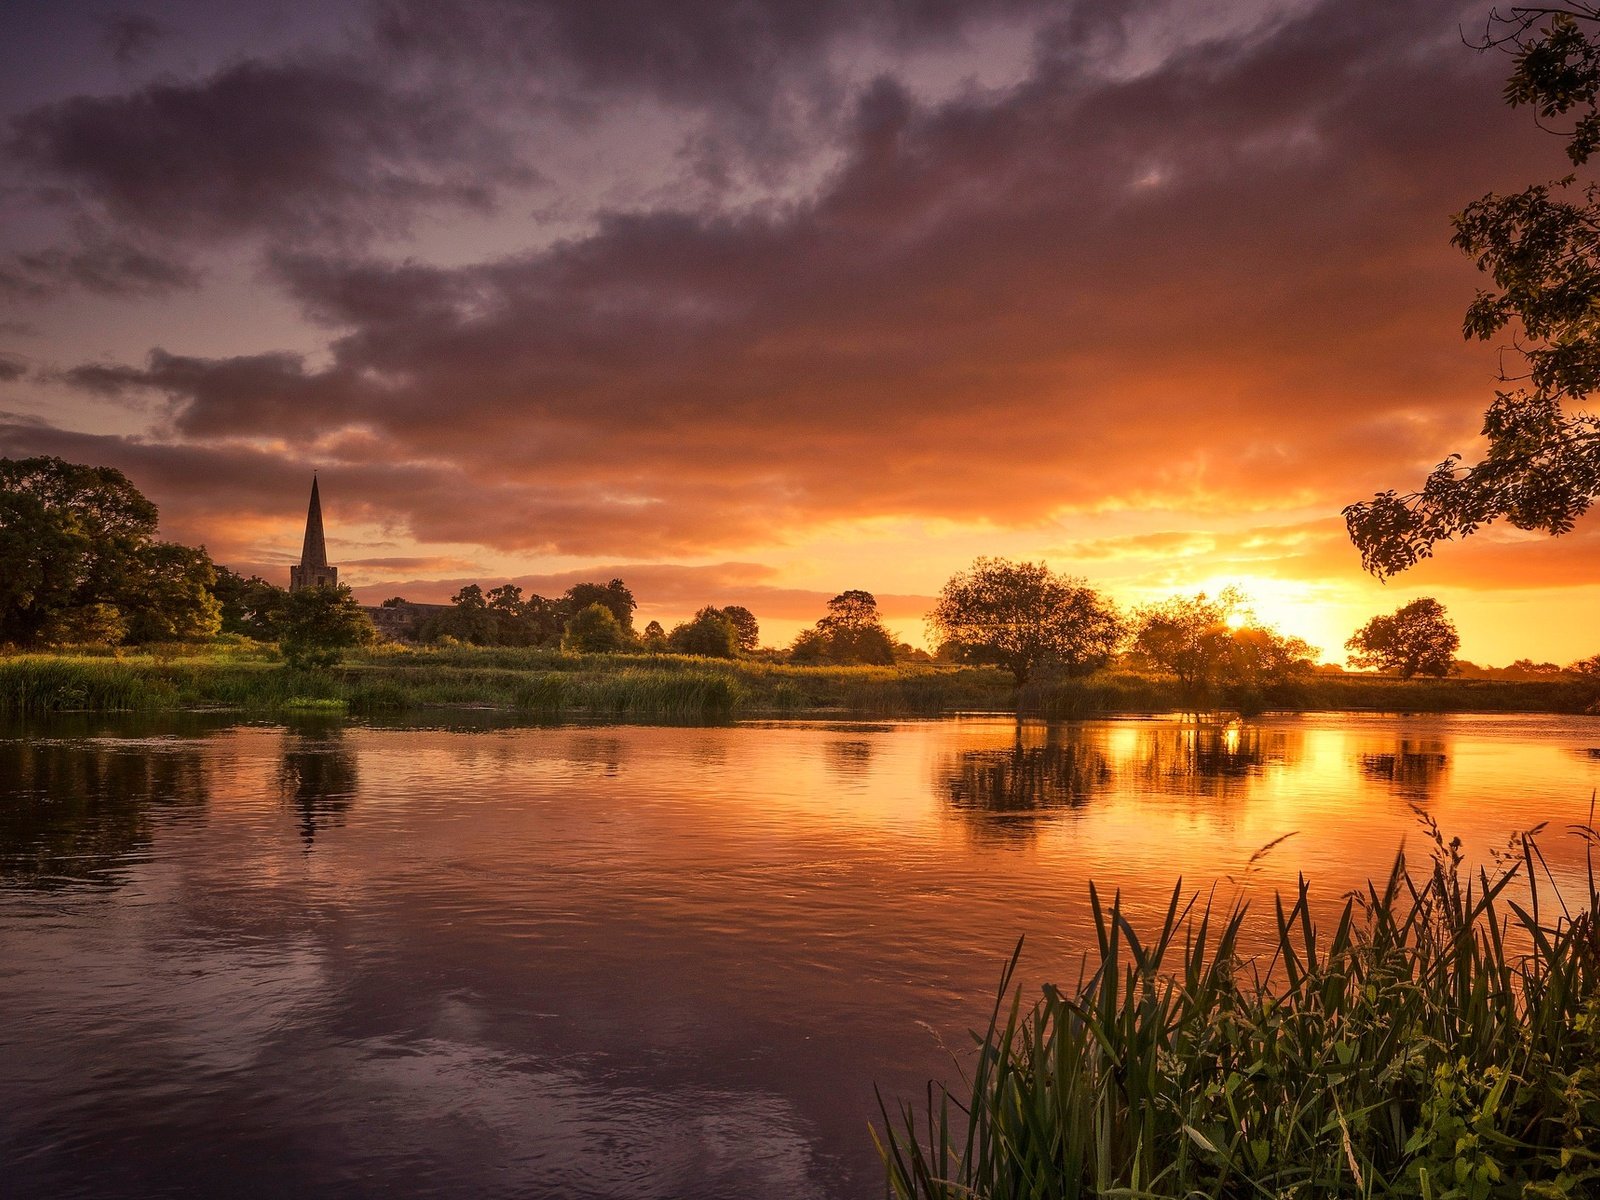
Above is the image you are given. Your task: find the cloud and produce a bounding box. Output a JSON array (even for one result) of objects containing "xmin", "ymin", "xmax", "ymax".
[
  {"xmin": 0, "ymin": 354, "xmax": 26, "ymax": 382},
  {"xmin": 98, "ymin": 13, "xmax": 171, "ymax": 65},
  {"xmin": 7, "ymin": 55, "xmax": 526, "ymax": 249},
  {"xmin": 0, "ymin": 228, "xmax": 197, "ymax": 296}
]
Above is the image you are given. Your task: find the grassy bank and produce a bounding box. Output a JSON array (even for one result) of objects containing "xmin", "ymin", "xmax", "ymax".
[
  {"xmin": 877, "ymin": 822, "xmax": 1600, "ymax": 1198},
  {"xmin": 0, "ymin": 643, "xmax": 1596, "ymax": 718}
]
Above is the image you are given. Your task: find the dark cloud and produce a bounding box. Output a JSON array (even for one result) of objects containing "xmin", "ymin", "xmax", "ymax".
[
  {"xmin": 7, "ymin": 55, "xmax": 524, "ymax": 246},
  {"xmin": 0, "ymin": 227, "xmax": 197, "ymax": 296},
  {"xmin": 0, "ymin": 353, "xmax": 26, "ymax": 382},
  {"xmin": 99, "ymin": 13, "xmax": 170, "ymax": 65}
]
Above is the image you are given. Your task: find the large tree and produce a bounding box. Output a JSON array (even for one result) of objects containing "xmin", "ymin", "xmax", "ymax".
[
  {"xmin": 1346, "ymin": 597, "xmax": 1460, "ymax": 679},
  {"xmin": 278, "ymin": 584, "xmax": 376, "ymax": 669},
  {"xmin": 0, "ymin": 456, "xmax": 217, "ymax": 646},
  {"xmin": 928, "ymin": 558, "xmax": 1123, "ymax": 686},
  {"xmin": 790, "ymin": 590, "xmax": 896, "ymax": 665},
  {"xmin": 1346, "ymin": 7, "xmax": 1600, "ymax": 576},
  {"xmin": 666, "ymin": 607, "xmax": 740, "ymax": 658},
  {"xmin": 1131, "ymin": 588, "xmax": 1316, "ymax": 700}
]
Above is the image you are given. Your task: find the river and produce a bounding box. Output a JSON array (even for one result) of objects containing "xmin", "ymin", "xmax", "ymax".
[{"xmin": 2, "ymin": 711, "xmax": 1597, "ymax": 1198}]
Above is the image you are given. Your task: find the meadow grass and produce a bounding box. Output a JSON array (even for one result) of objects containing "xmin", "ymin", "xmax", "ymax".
[
  {"xmin": 876, "ymin": 818, "xmax": 1600, "ymax": 1199},
  {"xmin": 0, "ymin": 643, "xmax": 1594, "ymax": 719}
]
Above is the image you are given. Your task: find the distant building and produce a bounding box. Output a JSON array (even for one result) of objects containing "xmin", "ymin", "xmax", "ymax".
[
  {"xmin": 288, "ymin": 476, "xmax": 339, "ymax": 593},
  {"xmin": 286, "ymin": 476, "xmax": 449, "ymax": 640}
]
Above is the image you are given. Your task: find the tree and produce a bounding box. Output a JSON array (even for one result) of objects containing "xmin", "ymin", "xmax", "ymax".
[
  {"xmin": 1346, "ymin": 8, "xmax": 1600, "ymax": 577},
  {"xmin": 122, "ymin": 541, "xmax": 222, "ymax": 643},
  {"xmin": 720, "ymin": 605, "xmax": 759, "ymax": 652},
  {"xmin": 562, "ymin": 602, "xmax": 629, "ymax": 652},
  {"xmin": 641, "ymin": 619, "xmax": 668, "ymax": 652},
  {"xmin": 791, "ymin": 590, "xmax": 897, "ymax": 665},
  {"xmin": 214, "ymin": 567, "xmax": 288, "ymax": 640},
  {"xmin": 0, "ymin": 456, "xmax": 218, "ymax": 646},
  {"xmin": 1131, "ymin": 588, "xmax": 1316, "ymax": 700},
  {"xmin": 1345, "ymin": 598, "xmax": 1460, "ymax": 679},
  {"xmin": 563, "ymin": 579, "xmax": 636, "ymax": 633},
  {"xmin": 666, "ymin": 607, "xmax": 740, "ymax": 657},
  {"xmin": 928, "ymin": 558, "xmax": 1123, "ymax": 686},
  {"xmin": 39, "ymin": 603, "xmax": 126, "ymax": 648},
  {"xmin": 278, "ymin": 584, "xmax": 376, "ymax": 669}
]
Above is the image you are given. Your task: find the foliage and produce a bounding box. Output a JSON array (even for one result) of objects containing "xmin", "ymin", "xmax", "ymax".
[
  {"xmin": 37, "ymin": 603, "xmax": 127, "ymax": 648},
  {"xmin": 0, "ymin": 456, "xmax": 221, "ymax": 647},
  {"xmin": 561, "ymin": 601, "xmax": 629, "ymax": 652},
  {"xmin": 1346, "ymin": 8, "xmax": 1600, "ymax": 576},
  {"xmin": 418, "ymin": 581, "xmax": 561, "ymax": 646},
  {"xmin": 1130, "ymin": 587, "xmax": 1316, "ymax": 701},
  {"xmin": 278, "ymin": 584, "xmax": 377, "ymax": 669},
  {"xmin": 928, "ymin": 558, "xmax": 1123, "ymax": 686},
  {"xmin": 791, "ymin": 589, "xmax": 897, "ymax": 665},
  {"xmin": 641, "ymin": 619, "xmax": 668, "ymax": 652},
  {"xmin": 213, "ymin": 566, "xmax": 288, "ymax": 639},
  {"xmin": 666, "ymin": 606, "xmax": 740, "ymax": 658},
  {"xmin": 562, "ymin": 578, "xmax": 637, "ymax": 633},
  {"xmin": 121, "ymin": 541, "xmax": 221, "ymax": 643},
  {"xmin": 1347, "ymin": 597, "xmax": 1461, "ymax": 679},
  {"xmin": 719, "ymin": 604, "xmax": 760, "ymax": 652},
  {"xmin": 878, "ymin": 819, "xmax": 1600, "ymax": 1199}
]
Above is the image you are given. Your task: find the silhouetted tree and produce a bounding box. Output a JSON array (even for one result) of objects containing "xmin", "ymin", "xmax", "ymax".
[
  {"xmin": 641, "ymin": 619, "xmax": 668, "ymax": 652},
  {"xmin": 122, "ymin": 541, "xmax": 221, "ymax": 643},
  {"xmin": 279, "ymin": 584, "xmax": 376, "ymax": 669},
  {"xmin": 563, "ymin": 579, "xmax": 636, "ymax": 633},
  {"xmin": 1346, "ymin": 598, "xmax": 1460, "ymax": 679},
  {"xmin": 1346, "ymin": 7, "xmax": 1600, "ymax": 576},
  {"xmin": 667, "ymin": 606, "xmax": 740, "ymax": 657},
  {"xmin": 562, "ymin": 602, "xmax": 628, "ymax": 652},
  {"xmin": 928, "ymin": 557, "xmax": 1124, "ymax": 685},
  {"xmin": 720, "ymin": 604, "xmax": 759, "ymax": 652},
  {"xmin": 790, "ymin": 590, "xmax": 896, "ymax": 665},
  {"xmin": 1131, "ymin": 588, "xmax": 1315, "ymax": 701}
]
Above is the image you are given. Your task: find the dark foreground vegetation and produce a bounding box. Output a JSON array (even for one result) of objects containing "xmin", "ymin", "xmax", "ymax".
[
  {"xmin": 1, "ymin": 641, "xmax": 1597, "ymax": 721},
  {"xmin": 878, "ymin": 819, "xmax": 1600, "ymax": 1198}
]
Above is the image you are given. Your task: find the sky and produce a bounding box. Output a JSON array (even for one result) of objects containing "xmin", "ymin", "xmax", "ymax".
[{"xmin": 0, "ymin": 0, "xmax": 1596, "ymax": 663}]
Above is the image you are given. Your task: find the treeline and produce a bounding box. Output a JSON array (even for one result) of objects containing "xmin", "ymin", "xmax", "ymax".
[{"xmin": 6, "ymin": 458, "xmax": 1599, "ymax": 694}]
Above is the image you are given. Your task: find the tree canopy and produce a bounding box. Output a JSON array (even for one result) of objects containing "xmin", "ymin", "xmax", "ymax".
[
  {"xmin": 928, "ymin": 558, "xmax": 1123, "ymax": 685},
  {"xmin": 791, "ymin": 590, "xmax": 896, "ymax": 665},
  {"xmin": 1131, "ymin": 588, "xmax": 1316, "ymax": 702},
  {"xmin": 0, "ymin": 456, "xmax": 219, "ymax": 646},
  {"xmin": 1345, "ymin": 7, "xmax": 1600, "ymax": 576},
  {"xmin": 278, "ymin": 584, "xmax": 376, "ymax": 669},
  {"xmin": 1346, "ymin": 598, "xmax": 1460, "ymax": 679}
]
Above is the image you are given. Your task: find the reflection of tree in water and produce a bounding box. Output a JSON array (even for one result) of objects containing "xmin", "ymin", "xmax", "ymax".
[
  {"xmin": 1133, "ymin": 723, "xmax": 1300, "ymax": 798},
  {"xmin": 826, "ymin": 739, "xmax": 874, "ymax": 777},
  {"xmin": 942, "ymin": 730, "xmax": 1112, "ymax": 839},
  {"xmin": 0, "ymin": 732, "xmax": 209, "ymax": 888},
  {"xmin": 279, "ymin": 722, "xmax": 359, "ymax": 847},
  {"xmin": 1359, "ymin": 740, "xmax": 1450, "ymax": 801}
]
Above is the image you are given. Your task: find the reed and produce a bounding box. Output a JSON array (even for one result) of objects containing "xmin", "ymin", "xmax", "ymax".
[{"xmin": 877, "ymin": 817, "xmax": 1600, "ymax": 1198}]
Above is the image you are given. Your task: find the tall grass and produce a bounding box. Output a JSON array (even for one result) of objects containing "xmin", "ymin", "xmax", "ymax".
[{"xmin": 877, "ymin": 818, "xmax": 1600, "ymax": 1198}]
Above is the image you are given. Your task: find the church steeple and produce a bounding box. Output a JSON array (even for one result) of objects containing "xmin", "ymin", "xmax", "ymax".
[{"xmin": 289, "ymin": 475, "xmax": 339, "ymax": 592}]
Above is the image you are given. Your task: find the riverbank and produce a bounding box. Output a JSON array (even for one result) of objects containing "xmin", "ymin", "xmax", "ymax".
[{"xmin": 1, "ymin": 643, "xmax": 1596, "ymax": 719}]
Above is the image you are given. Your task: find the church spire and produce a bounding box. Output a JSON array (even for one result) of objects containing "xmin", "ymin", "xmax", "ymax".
[
  {"xmin": 300, "ymin": 474, "xmax": 328, "ymax": 569},
  {"xmin": 289, "ymin": 475, "xmax": 339, "ymax": 592}
]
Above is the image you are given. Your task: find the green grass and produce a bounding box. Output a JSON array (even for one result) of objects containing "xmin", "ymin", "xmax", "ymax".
[
  {"xmin": 876, "ymin": 818, "xmax": 1600, "ymax": 1198},
  {"xmin": 1, "ymin": 643, "xmax": 1595, "ymax": 718}
]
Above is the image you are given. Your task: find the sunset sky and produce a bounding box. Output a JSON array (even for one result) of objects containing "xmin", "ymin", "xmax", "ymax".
[{"xmin": 1, "ymin": 0, "xmax": 1596, "ymax": 662}]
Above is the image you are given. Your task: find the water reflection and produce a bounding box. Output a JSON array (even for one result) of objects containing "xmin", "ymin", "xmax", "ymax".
[
  {"xmin": 278, "ymin": 720, "xmax": 359, "ymax": 847},
  {"xmin": 943, "ymin": 727, "xmax": 1111, "ymax": 829},
  {"xmin": 939, "ymin": 719, "xmax": 1305, "ymax": 835},
  {"xmin": 1358, "ymin": 740, "xmax": 1451, "ymax": 801},
  {"xmin": 1132, "ymin": 722, "xmax": 1299, "ymax": 797},
  {"xmin": 0, "ymin": 730, "xmax": 208, "ymax": 888}
]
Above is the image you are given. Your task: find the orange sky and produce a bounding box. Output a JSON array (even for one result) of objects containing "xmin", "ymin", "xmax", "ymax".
[{"xmin": 0, "ymin": 0, "xmax": 1595, "ymax": 664}]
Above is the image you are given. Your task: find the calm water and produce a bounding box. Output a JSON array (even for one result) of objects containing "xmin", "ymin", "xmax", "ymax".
[{"xmin": 2, "ymin": 711, "xmax": 1598, "ymax": 1199}]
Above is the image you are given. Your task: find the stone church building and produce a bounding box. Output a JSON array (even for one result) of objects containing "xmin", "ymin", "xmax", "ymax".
[{"xmin": 289, "ymin": 477, "xmax": 449, "ymax": 641}]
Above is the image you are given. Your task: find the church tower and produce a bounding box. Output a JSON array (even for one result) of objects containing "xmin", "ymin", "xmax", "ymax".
[{"xmin": 288, "ymin": 475, "xmax": 339, "ymax": 592}]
